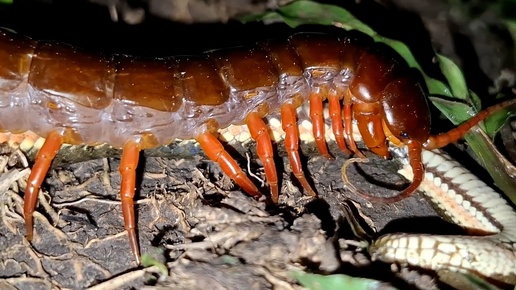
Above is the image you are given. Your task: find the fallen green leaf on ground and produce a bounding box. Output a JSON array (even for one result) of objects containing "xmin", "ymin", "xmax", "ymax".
[{"xmin": 292, "ymin": 271, "xmax": 397, "ymax": 290}]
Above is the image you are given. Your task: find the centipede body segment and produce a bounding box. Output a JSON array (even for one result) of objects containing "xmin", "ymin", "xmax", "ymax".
[{"xmin": 0, "ymin": 27, "xmax": 514, "ymax": 265}]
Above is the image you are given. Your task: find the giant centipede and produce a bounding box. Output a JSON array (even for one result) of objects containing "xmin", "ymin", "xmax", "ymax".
[{"xmin": 0, "ymin": 26, "xmax": 514, "ymax": 265}]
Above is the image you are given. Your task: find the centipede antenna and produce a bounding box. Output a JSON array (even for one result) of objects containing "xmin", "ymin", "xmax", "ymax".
[{"xmin": 424, "ymin": 98, "xmax": 516, "ymax": 150}]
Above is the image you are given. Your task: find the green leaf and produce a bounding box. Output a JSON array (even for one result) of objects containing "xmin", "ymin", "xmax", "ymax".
[
  {"xmin": 282, "ymin": 0, "xmax": 375, "ymax": 33},
  {"xmin": 469, "ymin": 90, "xmax": 482, "ymax": 113},
  {"xmin": 428, "ymin": 97, "xmax": 478, "ymax": 125},
  {"xmin": 484, "ymin": 107, "xmax": 515, "ymax": 138},
  {"xmin": 239, "ymin": 11, "xmax": 288, "ymax": 24},
  {"xmin": 292, "ymin": 271, "xmax": 397, "ymax": 290},
  {"xmin": 0, "ymin": 0, "xmax": 12, "ymax": 3},
  {"xmin": 462, "ymin": 271, "xmax": 509, "ymax": 290},
  {"xmin": 464, "ymin": 131, "xmax": 516, "ymax": 205},
  {"xmin": 141, "ymin": 253, "xmax": 168, "ymax": 277},
  {"xmin": 436, "ymin": 54, "xmax": 470, "ymax": 102},
  {"xmin": 219, "ymin": 255, "xmax": 241, "ymax": 265},
  {"xmin": 505, "ymin": 19, "xmax": 516, "ymax": 43}
]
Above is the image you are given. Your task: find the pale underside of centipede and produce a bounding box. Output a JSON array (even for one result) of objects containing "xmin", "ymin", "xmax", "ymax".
[{"xmin": 1, "ymin": 26, "xmax": 515, "ymax": 285}]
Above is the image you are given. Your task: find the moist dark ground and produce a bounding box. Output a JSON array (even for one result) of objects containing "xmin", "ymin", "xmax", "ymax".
[{"xmin": 0, "ymin": 1, "xmax": 515, "ymax": 290}]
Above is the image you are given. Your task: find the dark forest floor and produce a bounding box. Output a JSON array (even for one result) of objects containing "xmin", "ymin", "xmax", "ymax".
[{"xmin": 0, "ymin": 0, "xmax": 515, "ymax": 289}]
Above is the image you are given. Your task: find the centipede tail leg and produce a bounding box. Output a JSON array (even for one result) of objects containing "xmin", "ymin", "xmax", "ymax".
[
  {"xmin": 342, "ymin": 140, "xmax": 423, "ymax": 203},
  {"xmin": 24, "ymin": 131, "xmax": 64, "ymax": 241},
  {"xmin": 346, "ymin": 108, "xmax": 424, "ymax": 202},
  {"xmin": 197, "ymin": 132, "xmax": 260, "ymax": 198},
  {"xmin": 246, "ymin": 112, "xmax": 279, "ymax": 203},
  {"xmin": 309, "ymin": 93, "xmax": 333, "ymax": 159},
  {"xmin": 343, "ymin": 89, "xmax": 365, "ymax": 158},
  {"xmin": 359, "ymin": 141, "xmax": 423, "ymax": 202},
  {"xmin": 397, "ymin": 141, "xmax": 424, "ymax": 200},
  {"xmin": 328, "ymin": 93, "xmax": 351, "ymax": 154},
  {"xmin": 119, "ymin": 140, "xmax": 141, "ymax": 265},
  {"xmin": 281, "ymin": 103, "xmax": 317, "ymax": 197}
]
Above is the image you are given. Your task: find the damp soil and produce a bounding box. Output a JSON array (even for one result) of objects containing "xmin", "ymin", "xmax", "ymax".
[
  {"xmin": 1, "ymin": 148, "xmax": 444, "ymax": 290},
  {"xmin": 0, "ymin": 1, "xmax": 515, "ymax": 290}
]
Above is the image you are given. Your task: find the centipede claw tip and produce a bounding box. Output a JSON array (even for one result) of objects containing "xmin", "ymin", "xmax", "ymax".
[
  {"xmin": 197, "ymin": 132, "xmax": 261, "ymax": 198},
  {"xmin": 119, "ymin": 140, "xmax": 142, "ymax": 264},
  {"xmin": 23, "ymin": 131, "xmax": 64, "ymax": 243},
  {"xmin": 246, "ymin": 112, "xmax": 279, "ymax": 203},
  {"xmin": 270, "ymin": 187, "xmax": 279, "ymax": 204},
  {"xmin": 309, "ymin": 93, "xmax": 334, "ymax": 159},
  {"xmin": 25, "ymin": 219, "xmax": 33, "ymax": 241},
  {"xmin": 127, "ymin": 228, "xmax": 141, "ymax": 265}
]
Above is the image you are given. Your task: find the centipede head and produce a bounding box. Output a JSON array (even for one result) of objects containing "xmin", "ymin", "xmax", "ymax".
[{"xmin": 381, "ymin": 77, "xmax": 431, "ymax": 145}]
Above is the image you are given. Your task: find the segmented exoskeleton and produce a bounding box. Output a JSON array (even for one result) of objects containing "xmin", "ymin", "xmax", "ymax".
[{"xmin": 0, "ymin": 27, "xmax": 514, "ymax": 265}]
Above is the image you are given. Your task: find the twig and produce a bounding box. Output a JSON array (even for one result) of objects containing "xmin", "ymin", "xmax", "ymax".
[
  {"xmin": 53, "ymin": 196, "xmax": 153, "ymax": 207},
  {"xmin": 86, "ymin": 266, "xmax": 161, "ymax": 290},
  {"xmin": 246, "ymin": 152, "xmax": 265, "ymax": 187}
]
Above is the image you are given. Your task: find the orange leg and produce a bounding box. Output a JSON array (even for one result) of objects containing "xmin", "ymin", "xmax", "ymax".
[
  {"xmin": 196, "ymin": 131, "xmax": 260, "ymax": 197},
  {"xmin": 354, "ymin": 109, "xmax": 390, "ymax": 158},
  {"xmin": 309, "ymin": 93, "xmax": 333, "ymax": 159},
  {"xmin": 24, "ymin": 130, "xmax": 63, "ymax": 241},
  {"xmin": 246, "ymin": 112, "xmax": 279, "ymax": 203},
  {"xmin": 281, "ymin": 103, "xmax": 317, "ymax": 197},
  {"xmin": 119, "ymin": 140, "xmax": 141, "ymax": 265},
  {"xmin": 343, "ymin": 89, "xmax": 365, "ymax": 158},
  {"xmin": 328, "ymin": 92, "xmax": 351, "ymax": 154}
]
